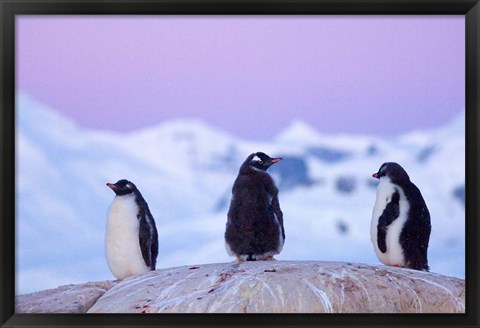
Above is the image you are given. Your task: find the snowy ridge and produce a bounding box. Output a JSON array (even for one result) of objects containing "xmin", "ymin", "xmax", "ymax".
[{"xmin": 16, "ymin": 92, "xmax": 465, "ymax": 294}]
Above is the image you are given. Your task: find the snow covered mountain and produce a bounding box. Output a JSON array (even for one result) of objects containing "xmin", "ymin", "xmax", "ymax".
[{"xmin": 15, "ymin": 92, "xmax": 465, "ymax": 295}]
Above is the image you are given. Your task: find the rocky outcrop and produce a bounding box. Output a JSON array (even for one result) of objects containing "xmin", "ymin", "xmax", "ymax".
[
  {"xmin": 15, "ymin": 280, "xmax": 117, "ymax": 313},
  {"xmin": 16, "ymin": 261, "xmax": 465, "ymax": 313}
]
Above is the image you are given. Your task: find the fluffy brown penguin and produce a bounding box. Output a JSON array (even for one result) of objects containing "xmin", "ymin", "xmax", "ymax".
[{"xmin": 225, "ymin": 152, "xmax": 284, "ymax": 262}]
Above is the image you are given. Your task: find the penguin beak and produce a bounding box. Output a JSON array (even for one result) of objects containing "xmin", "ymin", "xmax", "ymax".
[
  {"xmin": 271, "ymin": 157, "xmax": 282, "ymax": 164},
  {"xmin": 372, "ymin": 173, "xmax": 379, "ymax": 179},
  {"xmin": 106, "ymin": 183, "xmax": 117, "ymax": 190}
]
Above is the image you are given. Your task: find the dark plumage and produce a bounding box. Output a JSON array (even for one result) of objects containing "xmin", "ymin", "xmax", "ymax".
[
  {"xmin": 225, "ymin": 152, "xmax": 285, "ymax": 261},
  {"xmin": 371, "ymin": 162, "xmax": 431, "ymax": 271}
]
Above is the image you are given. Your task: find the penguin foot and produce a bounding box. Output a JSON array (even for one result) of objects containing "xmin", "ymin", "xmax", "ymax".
[
  {"xmin": 246, "ymin": 254, "xmax": 256, "ymax": 261},
  {"xmin": 233, "ymin": 257, "xmax": 245, "ymax": 263}
]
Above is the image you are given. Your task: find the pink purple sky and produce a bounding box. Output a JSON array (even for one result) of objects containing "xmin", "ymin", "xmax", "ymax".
[{"xmin": 17, "ymin": 16, "xmax": 464, "ymax": 140}]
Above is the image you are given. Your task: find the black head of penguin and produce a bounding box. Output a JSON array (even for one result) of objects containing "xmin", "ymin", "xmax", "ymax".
[
  {"xmin": 243, "ymin": 152, "xmax": 283, "ymax": 172},
  {"xmin": 372, "ymin": 162, "xmax": 410, "ymax": 185},
  {"xmin": 106, "ymin": 179, "xmax": 138, "ymax": 196}
]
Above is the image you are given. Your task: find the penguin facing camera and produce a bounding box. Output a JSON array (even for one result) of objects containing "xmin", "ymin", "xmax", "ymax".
[
  {"xmin": 225, "ymin": 152, "xmax": 285, "ymax": 262},
  {"xmin": 106, "ymin": 179, "xmax": 159, "ymax": 279},
  {"xmin": 371, "ymin": 162, "xmax": 431, "ymax": 271}
]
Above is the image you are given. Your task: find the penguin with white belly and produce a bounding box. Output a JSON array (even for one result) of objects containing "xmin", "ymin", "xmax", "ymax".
[
  {"xmin": 105, "ymin": 179, "xmax": 159, "ymax": 279},
  {"xmin": 371, "ymin": 162, "xmax": 431, "ymax": 271}
]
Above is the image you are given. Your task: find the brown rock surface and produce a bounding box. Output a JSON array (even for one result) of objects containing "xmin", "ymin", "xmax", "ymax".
[
  {"xmin": 86, "ymin": 261, "xmax": 465, "ymax": 313},
  {"xmin": 16, "ymin": 280, "xmax": 117, "ymax": 313}
]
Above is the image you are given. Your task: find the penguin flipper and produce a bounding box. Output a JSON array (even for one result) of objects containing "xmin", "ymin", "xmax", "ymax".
[
  {"xmin": 139, "ymin": 212, "xmax": 159, "ymax": 270},
  {"xmin": 270, "ymin": 194, "xmax": 285, "ymax": 241},
  {"xmin": 265, "ymin": 179, "xmax": 284, "ymax": 241},
  {"xmin": 377, "ymin": 190, "xmax": 400, "ymax": 253}
]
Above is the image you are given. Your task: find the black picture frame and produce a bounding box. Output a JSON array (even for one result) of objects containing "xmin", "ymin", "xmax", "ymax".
[{"xmin": 1, "ymin": 0, "xmax": 479, "ymax": 327}]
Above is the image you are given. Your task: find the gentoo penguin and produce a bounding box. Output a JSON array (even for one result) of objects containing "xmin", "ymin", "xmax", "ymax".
[
  {"xmin": 371, "ymin": 162, "xmax": 431, "ymax": 271},
  {"xmin": 106, "ymin": 179, "xmax": 159, "ymax": 279},
  {"xmin": 225, "ymin": 152, "xmax": 285, "ymax": 262}
]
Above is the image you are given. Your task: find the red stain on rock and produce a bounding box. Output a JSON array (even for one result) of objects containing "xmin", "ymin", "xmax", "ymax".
[{"xmin": 219, "ymin": 272, "xmax": 231, "ymax": 283}]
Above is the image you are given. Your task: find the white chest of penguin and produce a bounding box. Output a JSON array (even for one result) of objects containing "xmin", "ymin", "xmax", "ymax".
[
  {"xmin": 105, "ymin": 195, "xmax": 149, "ymax": 279},
  {"xmin": 371, "ymin": 179, "xmax": 410, "ymax": 267}
]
